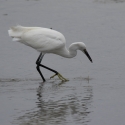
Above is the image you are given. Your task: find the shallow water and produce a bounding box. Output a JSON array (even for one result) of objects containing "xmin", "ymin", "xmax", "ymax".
[
  {"xmin": 0, "ymin": 0, "xmax": 125, "ymax": 125},
  {"xmin": 1, "ymin": 78, "xmax": 93, "ymax": 125}
]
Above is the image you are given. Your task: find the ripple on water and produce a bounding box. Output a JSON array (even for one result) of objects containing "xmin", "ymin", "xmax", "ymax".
[{"xmin": 12, "ymin": 78, "xmax": 93, "ymax": 125}]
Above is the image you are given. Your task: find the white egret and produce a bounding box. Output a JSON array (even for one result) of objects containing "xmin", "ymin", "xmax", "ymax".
[{"xmin": 8, "ymin": 25, "xmax": 92, "ymax": 82}]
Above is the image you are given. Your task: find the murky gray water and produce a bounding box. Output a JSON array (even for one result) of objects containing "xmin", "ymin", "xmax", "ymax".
[{"xmin": 0, "ymin": 0, "xmax": 125, "ymax": 125}]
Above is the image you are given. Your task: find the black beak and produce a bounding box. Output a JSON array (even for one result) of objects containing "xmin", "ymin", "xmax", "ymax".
[{"xmin": 84, "ymin": 49, "xmax": 93, "ymax": 63}]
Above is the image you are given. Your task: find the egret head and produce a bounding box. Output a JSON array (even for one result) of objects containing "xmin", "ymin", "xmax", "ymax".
[{"xmin": 77, "ymin": 42, "xmax": 93, "ymax": 63}]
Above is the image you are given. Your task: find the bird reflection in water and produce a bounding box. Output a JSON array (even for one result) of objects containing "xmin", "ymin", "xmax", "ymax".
[{"xmin": 14, "ymin": 80, "xmax": 93, "ymax": 125}]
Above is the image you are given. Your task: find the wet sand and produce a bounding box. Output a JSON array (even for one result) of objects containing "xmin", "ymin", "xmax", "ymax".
[{"xmin": 0, "ymin": 0, "xmax": 125, "ymax": 125}]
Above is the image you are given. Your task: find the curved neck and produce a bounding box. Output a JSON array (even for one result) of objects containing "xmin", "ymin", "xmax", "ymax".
[{"xmin": 57, "ymin": 43, "xmax": 79, "ymax": 58}]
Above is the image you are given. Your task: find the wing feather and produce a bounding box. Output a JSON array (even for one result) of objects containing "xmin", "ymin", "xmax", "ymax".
[{"xmin": 21, "ymin": 28, "xmax": 66, "ymax": 52}]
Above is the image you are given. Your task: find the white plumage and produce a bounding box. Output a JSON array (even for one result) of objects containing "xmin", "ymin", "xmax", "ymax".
[
  {"xmin": 8, "ymin": 25, "xmax": 92, "ymax": 82},
  {"xmin": 8, "ymin": 25, "xmax": 66, "ymax": 55}
]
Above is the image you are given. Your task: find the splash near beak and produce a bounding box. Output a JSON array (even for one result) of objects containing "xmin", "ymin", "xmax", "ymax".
[{"xmin": 84, "ymin": 49, "xmax": 93, "ymax": 63}]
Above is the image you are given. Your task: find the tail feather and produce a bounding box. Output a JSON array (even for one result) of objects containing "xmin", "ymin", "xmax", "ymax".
[
  {"xmin": 8, "ymin": 25, "xmax": 42, "ymax": 42},
  {"xmin": 8, "ymin": 25, "xmax": 24, "ymax": 38},
  {"xmin": 8, "ymin": 25, "xmax": 41, "ymax": 38}
]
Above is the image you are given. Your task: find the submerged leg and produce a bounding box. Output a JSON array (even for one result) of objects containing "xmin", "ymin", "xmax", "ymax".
[{"xmin": 36, "ymin": 53, "xmax": 68, "ymax": 82}]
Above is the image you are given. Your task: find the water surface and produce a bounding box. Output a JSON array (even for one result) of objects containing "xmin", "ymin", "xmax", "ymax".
[{"xmin": 0, "ymin": 0, "xmax": 125, "ymax": 125}]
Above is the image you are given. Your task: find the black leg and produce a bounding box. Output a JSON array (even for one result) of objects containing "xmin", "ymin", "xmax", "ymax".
[
  {"xmin": 36, "ymin": 52, "xmax": 43, "ymax": 64},
  {"xmin": 36, "ymin": 53, "xmax": 46, "ymax": 82},
  {"xmin": 36, "ymin": 53, "xmax": 58, "ymax": 82},
  {"xmin": 38, "ymin": 63, "xmax": 58, "ymax": 74},
  {"xmin": 36, "ymin": 65, "xmax": 46, "ymax": 82}
]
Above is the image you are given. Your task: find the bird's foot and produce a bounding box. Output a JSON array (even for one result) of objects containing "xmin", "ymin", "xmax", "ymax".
[{"xmin": 50, "ymin": 73, "xmax": 69, "ymax": 82}]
